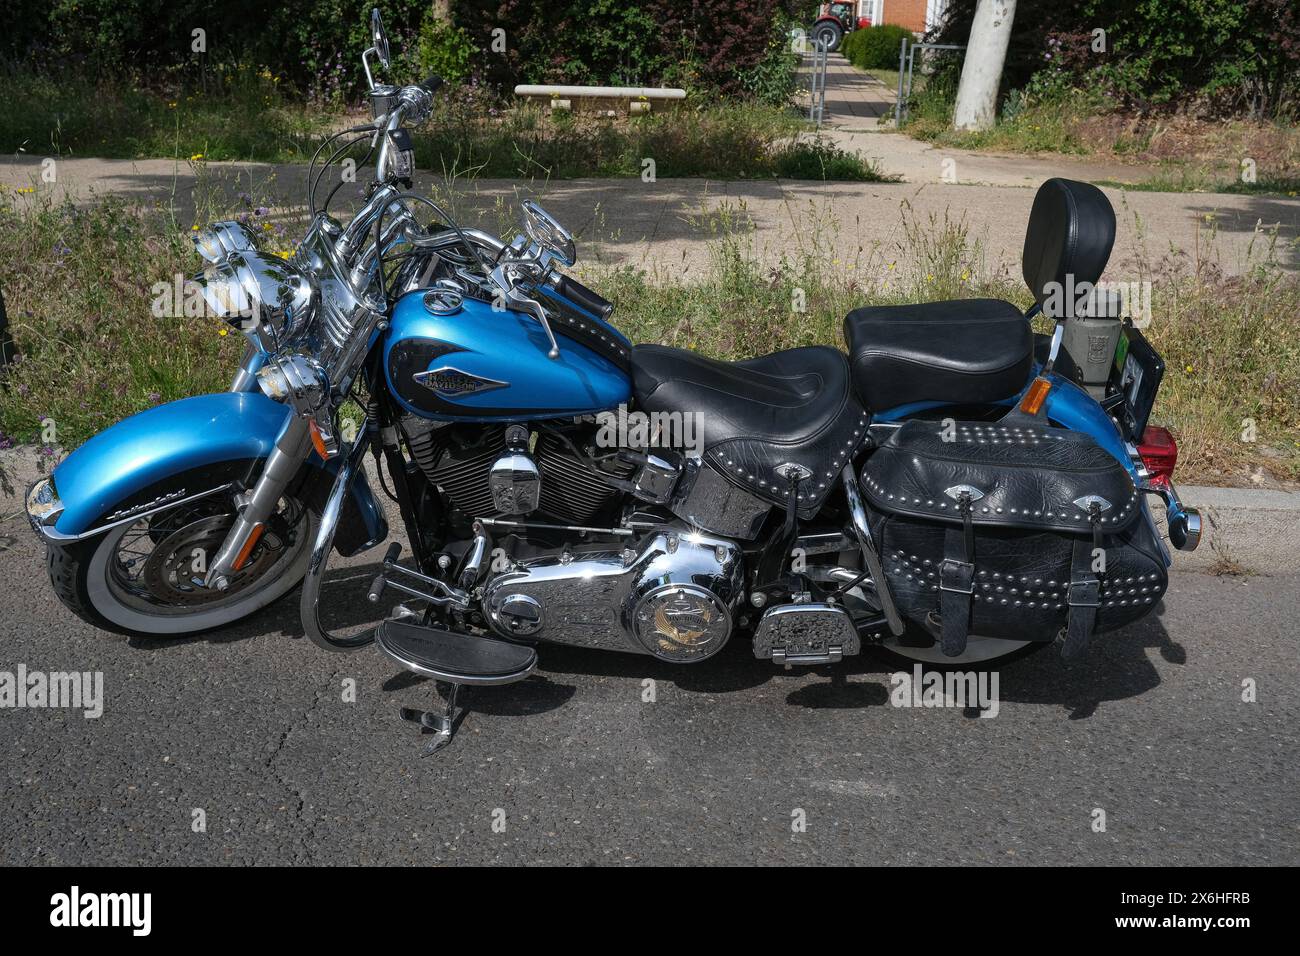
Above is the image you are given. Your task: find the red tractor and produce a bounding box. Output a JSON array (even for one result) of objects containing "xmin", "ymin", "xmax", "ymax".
[{"xmin": 811, "ymin": 2, "xmax": 871, "ymax": 52}]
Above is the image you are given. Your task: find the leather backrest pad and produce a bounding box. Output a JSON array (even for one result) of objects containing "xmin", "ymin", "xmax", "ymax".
[{"xmin": 1022, "ymin": 178, "xmax": 1117, "ymax": 310}]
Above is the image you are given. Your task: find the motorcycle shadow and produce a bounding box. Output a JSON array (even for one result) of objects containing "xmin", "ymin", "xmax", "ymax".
[
  {"xmin": 127, "ymin": 559, "xmax": 1186, "ymax": 721},
  {"xmin": 516, "ymin": 602, "xmax": 1185, "ymax": 721}
]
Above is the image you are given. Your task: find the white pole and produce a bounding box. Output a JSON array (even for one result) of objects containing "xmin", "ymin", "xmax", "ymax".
[{"xmin": 952, "ymin": 0, "xmax": 1016, "ymax": 131}]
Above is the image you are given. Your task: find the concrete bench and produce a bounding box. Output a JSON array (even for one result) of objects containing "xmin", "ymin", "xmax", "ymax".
[{"xmin": 513, "ymin": 85, "xmax": 686, "ymax": 115}]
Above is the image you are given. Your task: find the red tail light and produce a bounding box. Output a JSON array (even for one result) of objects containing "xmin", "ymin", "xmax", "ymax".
[{"xmin": 1138, "ymin": 426, "xmax": 1178, "ymax": 484}]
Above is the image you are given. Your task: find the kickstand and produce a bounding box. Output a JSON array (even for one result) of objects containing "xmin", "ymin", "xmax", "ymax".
[{"xmin": 398, "ymin": 681, "xmax": 464, "ymax": 756}]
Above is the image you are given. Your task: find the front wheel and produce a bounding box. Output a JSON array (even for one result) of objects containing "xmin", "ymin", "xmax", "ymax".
[{"xmin": 47, "ymin": 489, "xmax": 315, "ymax": 637}]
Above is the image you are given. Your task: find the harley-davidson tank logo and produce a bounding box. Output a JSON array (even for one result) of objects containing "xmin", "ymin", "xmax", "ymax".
[{"xmin": 412, "ymin": 366, "xmax": 509, "ymax": 399}]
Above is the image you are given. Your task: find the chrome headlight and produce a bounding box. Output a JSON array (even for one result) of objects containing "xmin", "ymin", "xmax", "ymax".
[
  {"xmin": 255, "ymin": 354, "xmax": 329, "ymax": 410},
  {"xmin": 193, "ymin": 250, "xmax": 317, "ymax": 352},
  {"xmin": 192, "ymin": 221, "xmax": 259, "ymax": 264}
]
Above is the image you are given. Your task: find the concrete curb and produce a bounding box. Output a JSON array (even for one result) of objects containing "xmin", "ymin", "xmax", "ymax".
[
  {"xmin": 2, "ymin": 450, "xmax": 1295, "ymax": 575},
  {"xmin": 1155, "ymin": 485, "xmax": 1300, "ymax": 576}
]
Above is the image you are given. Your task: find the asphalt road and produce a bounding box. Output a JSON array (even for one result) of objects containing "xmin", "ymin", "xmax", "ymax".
[{"xmin": 1, "ymin": 509, "xmax": 1297, "ymax": 866}]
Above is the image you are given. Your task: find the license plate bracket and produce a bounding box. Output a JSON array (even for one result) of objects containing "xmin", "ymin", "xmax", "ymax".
[{"xmin": 1110, "ymin": 323, "xmax": 1164, "ymax": 441}]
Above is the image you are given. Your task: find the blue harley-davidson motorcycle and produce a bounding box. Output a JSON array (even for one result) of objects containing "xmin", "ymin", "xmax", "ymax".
[{"xmin": 25, "ymin": 12, "xmax": 1200, "ymax": 751}]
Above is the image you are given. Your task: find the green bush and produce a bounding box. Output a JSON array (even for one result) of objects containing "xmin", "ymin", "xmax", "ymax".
[
  {"xmin": 414, "ymin": 14, "xmax": 478, "ymax": 84},
  {"xmin": 772, "ymin": 139, "xmax": 886, "ymax": 180},
  {"xmin": 842, "ymin": 24, "xmax": 913, "ymax": 71},
  {"xmin": 736, "ymin": 19, "xmax": 801, "ymax": 107},
  {"xmin": 3, "ymin": 1, "xmax": 802, "ymax": 103}
]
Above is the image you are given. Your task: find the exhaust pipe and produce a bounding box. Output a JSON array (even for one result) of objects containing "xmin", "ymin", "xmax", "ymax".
[{"xmin": 1142, "ymin": 478, "xmax": 1202, "ymax": 551}]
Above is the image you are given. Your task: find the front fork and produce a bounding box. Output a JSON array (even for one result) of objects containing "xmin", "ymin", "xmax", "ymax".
[
  {"xmin": 230, "ymin": 341, "xmax": 264, "ymax": 394},
  {"xmin": 205, "ymin": 414, "xmax": 313, "ymax": 589},
  {"xmin": 207, "ymin": 343, "xmax": 335, "ymax": 588}
]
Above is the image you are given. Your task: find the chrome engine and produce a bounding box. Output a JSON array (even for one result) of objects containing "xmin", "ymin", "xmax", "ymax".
[{"xmin": 482, "ymin": 528, "xmax": 744, "ymax": 662}]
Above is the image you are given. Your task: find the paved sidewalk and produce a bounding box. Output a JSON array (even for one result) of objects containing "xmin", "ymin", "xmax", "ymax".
[
  {"xmin": 797, "ymin": 51, "xmax": 1219, "ymax": 191},
  {"xmin": 3, "ymin": 156, "xmax": 1296, "ymax": 276},
  {"xmin": 798, "ymin": 50, "xmax": 894, "ymax": 124}
]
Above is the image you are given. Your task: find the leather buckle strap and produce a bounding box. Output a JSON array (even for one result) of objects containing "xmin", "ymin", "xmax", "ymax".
[
  {"xmin": 939, "ymin": 558, "xmax": 975, "ymax": 594},
  {"xmin": 939, "ymin": 525, "xmax": 975, "ymax": 657},
  {"xmin": 1062, "ymin": 537, "xmax": 1100, "ymax": 661},
  {"xmin": 1068, "ymin": 578, "xmax": 1100, "ymax": 608}
]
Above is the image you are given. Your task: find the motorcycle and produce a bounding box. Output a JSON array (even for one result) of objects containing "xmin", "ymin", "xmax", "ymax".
[{"xmin": 24, "ymin": 11, "xmax": 1201, "ymax": 753}]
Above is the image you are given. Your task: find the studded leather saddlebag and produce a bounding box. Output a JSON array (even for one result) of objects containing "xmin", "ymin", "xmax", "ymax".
[{"xmin": 859, "ymin": 419, "xmax": 1168, "ymax": 658}]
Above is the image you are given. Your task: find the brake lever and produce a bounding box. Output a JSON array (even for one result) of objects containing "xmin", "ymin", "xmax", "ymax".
[
  {"xmin": 492, "ymin": 265, "xmax": 560, "ymax": 360},
  {"xmin": 505, "ymin": 287, "xmax": 561, "ymax": 360}
]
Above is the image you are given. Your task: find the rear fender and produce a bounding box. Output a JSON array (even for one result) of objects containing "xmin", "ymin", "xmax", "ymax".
[
  {"xmin": 42, "ymin": 392, "xmax": 386, "ymax": 555},
  {"xmin": 871, "ymin": 372, "xmax": 1138, "ymax": 481}
]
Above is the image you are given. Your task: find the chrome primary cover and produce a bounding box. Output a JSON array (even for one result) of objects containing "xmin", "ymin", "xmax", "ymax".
[{"xmin": 482, "ymin": 529, "xmax": 744, "ymax": 661}]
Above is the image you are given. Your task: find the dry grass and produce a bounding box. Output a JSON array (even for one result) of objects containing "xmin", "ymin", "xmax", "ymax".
[{"xmin": 1, "ymin": 188, "xmax": 1296, "ymax": 488}]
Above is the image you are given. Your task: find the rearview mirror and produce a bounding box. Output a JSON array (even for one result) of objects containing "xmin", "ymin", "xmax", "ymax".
[
  {"xmin": 520, "ymin": 200, "xmax": 576, "ymax": 267},
  {"xmin": 370, "ymin": 8, "xmax": 391, "ymax": 69}
]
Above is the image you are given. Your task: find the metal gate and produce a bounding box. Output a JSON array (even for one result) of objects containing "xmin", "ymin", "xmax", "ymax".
[
  {"xmin": 895, "ymin": 38, "xmax": 964, "ymax": 126},
  {"xmin": 808, "ymin": 38, "xmax": 829, "ymax": 127}
]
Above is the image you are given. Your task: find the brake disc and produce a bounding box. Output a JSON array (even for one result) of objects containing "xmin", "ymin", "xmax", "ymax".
[{"xmin": 139, "ymin": 514, "xmax": 286, "ymax": 607}]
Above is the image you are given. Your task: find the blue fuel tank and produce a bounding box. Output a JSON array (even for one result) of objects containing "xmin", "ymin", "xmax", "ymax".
[{"xmin": 383, "ymin": 290, "xmax": 632, "ymax": 422}]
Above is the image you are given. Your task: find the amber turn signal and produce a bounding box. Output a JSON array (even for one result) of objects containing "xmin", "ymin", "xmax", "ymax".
[
  {"xmin": 308, "ymin": 420, "xmax": 329, "ymax": 459},
  {"xmin": 1018, "ymin": 376, "xmax": 1052, "ymax": 416}
]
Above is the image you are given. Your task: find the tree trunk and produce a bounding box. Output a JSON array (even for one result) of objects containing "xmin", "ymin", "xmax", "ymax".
[
  {"xmin": 432, "ymin": 1, "xmax": 452, "ymax": 23},
  {"xmin": 952, "ymin": 0, "xmax": 1016, "ymax": 131}
]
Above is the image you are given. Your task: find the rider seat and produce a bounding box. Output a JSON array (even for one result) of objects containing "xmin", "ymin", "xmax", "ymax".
[
  {"xmin": 844, "ymin": 298, "xmax": 1033, "ymax": 410},
  {"xmin": 630, "ymin": 345, "xmax": 868, "ymax": 517}
]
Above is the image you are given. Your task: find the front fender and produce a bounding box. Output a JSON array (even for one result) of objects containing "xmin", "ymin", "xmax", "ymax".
[{"xmin": 45, "ymin": 392, "xmax": 385, "ymax": 553}]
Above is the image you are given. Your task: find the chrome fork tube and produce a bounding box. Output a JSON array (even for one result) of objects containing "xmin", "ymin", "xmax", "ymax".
[
  {"xmin": 230, "ymin": 342, "xmax": 264, "ymax": 393},
  {"xmin": 206, "ymin": 415, "xmax": 313, "ymax": 588}
]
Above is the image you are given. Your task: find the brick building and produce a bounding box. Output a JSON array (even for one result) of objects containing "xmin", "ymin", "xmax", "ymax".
[{"xmin": 859, "ymin": 0, "xmax": 952, "ymax": 35}]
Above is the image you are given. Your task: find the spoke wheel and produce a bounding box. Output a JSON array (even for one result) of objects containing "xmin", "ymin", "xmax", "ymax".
[
  {"xmin": 105, "ymin": 496, "xmax": 304, "ymax": 616},
  {"xmin": 48, "ymin": 487, "xmax": 318, "ymax": 637}
]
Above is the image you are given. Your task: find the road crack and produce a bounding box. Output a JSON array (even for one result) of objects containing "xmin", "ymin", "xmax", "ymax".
[{"xmin": 265, "ymin": 668, "xmax": 339, "ymax": 862}]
